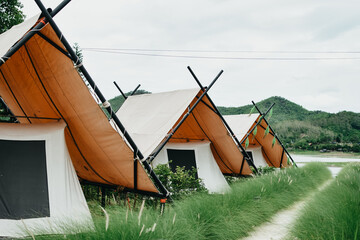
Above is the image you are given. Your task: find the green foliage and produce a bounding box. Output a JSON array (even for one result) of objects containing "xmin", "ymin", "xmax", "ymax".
[
  {"xmin": 257, "ymin": 166, "xmax": 277, "ymax": 174},
  {"xmin": 73, "ymin": 43, "xmax": 83, "ymax": 62},
  {"xmin": 219, "ymin": 96, "xmax": 310, "ymax": 124},
  {"xmin": 153, "ymin": 163, "xmax": 207, "ymax": 199},
  {"xmin": 41, "ymin": 163, "xmax": 330, "ymax": 240},
  {"xmin": 290, "ymin": 163, "xmax": 360, "ymax": 240},
  {"xmin": 0, "ymin": 98, "xmax": 16, "ymax": 122},
  {"xmin": 0, "ymin": 0, "xmax": 25, "ymax": 34}
]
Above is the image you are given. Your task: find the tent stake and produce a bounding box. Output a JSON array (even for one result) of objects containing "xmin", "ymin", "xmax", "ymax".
[
  {"xmin": 251, "ymin": 101, "xmax": 297, "ymax": 167},
  {"xmin": 148, "ymin": 69, "xmax": 223, "ymax": 164},
  {"xmin": 187, "ymin": 66, "xmax": 258, "ymax": 174},
  {"xmin": 34, "ymin": 0, "xmax": 169, "ymax": 197}
]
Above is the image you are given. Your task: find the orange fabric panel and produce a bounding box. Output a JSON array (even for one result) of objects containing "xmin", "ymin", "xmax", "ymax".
[
  {"xmin": 242, "ymin": 117, "xmax": 288, "ymax": 168},
  {"xmin": 171, "ymin": 91, "xmax": 252, "ymax": 175},
  {"xmin": 0, "ymin": 24, "xmax": 158, "ymax": 193}
]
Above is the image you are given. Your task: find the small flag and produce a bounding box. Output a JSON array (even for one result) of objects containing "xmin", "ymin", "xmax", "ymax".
[
  {"xmin": 249, "ymin": 106, "xmax": 255, "ymax": 116},
  {"xmin": 272, "ymin": 136, "xmax": 276, "ymax": 147},
  {"xmin": 253, "ymin": 126, "xmax": 257, "ymax": 136},
  {"xmin": 264, "ymin": 126, "xmax": 270, "ymax": 137},
  {"xmin": 268, "ymin": 108, "xmax": 273, "ymax": 120}
]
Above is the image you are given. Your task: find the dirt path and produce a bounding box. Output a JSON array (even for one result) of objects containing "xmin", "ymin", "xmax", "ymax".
[{"xmin": 240, "ymin": 179, "xmax": 333, "ymax": 240}]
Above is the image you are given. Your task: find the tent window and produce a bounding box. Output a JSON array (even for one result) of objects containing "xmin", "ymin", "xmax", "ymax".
[
  {"xmin": 0, "ymin": 140, "xmax": 50, "ymax": 219},
  {"xmin": 167, "ymin": 149, "xmax": 198, "ymax": 179}
]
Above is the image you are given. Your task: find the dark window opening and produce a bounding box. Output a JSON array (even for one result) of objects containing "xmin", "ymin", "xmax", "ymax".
[
  {"xmin": 167, "ymin": 149, "xmax": 198, "ymax": 179},
  {"xmin": 0, "ymin": 140, "xmax": 50, "ymax": 219}
]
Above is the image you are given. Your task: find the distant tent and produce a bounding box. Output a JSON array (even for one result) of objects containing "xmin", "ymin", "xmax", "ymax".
[
  {"xmin": 224, "ymin": 114, "xmax": 291, "ymax": 168},
  {"xmin": 116, "ymin": 89, "xmax": 255, "ymax": 193},
  {"xmin": 0, "ymin": 121, "xmax": 93, "ymax": 237},
  {"xmin": 0, "ymin": 9, "xmax": 166, "ymax": 198}
]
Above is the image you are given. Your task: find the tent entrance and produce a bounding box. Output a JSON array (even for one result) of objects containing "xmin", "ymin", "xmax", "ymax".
[
  {"xmin": 153, "ymin": 141, "xmax": 229, "ymax": 193},
  {"xmin": 167, "ymin": 149, "xmax": 198, "ymax": 179},
  {"xmin": 0, "ymin": 139, "xmax": 50, "ymax": 220}
]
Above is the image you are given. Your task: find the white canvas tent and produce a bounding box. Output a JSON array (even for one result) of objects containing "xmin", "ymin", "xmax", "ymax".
[
  {"xmin": 116, "ymin": 88, "xmax": 254, "ymax": 193},
  {"xmin": 0, "ymin": 7, "xmax": 168, "ymax": 197},
  {"xmin": 224, "ymin": 114, "xmax": 291, "ymax": 168},
  {"xmin": 0, "ymin": 121, "xmax": 93, "ymax": 238}
]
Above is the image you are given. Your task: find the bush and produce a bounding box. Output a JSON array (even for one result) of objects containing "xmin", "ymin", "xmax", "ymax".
[{"xmin": 154, "ymin": 164, "xmax": 207, "ymax": 199}]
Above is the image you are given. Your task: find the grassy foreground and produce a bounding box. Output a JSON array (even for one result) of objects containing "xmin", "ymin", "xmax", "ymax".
[
  {"xmin": 38, "ymin": 163, "xmax": 331, "ymax": 240},
  {"xmin": 290, "ymin": 163, "xmax": 360, "ymax": 240}
]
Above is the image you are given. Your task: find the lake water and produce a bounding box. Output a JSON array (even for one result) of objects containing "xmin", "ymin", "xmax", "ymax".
[{"xmin": 292, "ymin": 154, "xmax": 360, "ymax": 177}]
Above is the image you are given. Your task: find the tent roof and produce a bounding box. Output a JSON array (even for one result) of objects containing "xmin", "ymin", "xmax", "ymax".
[
  {"xmin": 0, "ymin": 15, "xmax": 160, "ymax": 195},
  {"xmin": 224, "ymin": 114, "xmax": 260, "ymax": 142},
  {"xmin": 116, "ymin": 89, "xmax": 253, "ymax": 175},
  {"xmin": 0, "ymin": 14, "xmax": 40, "ymax": 59},
  {"xmin": 116, "ymin": 88, "xmax": 199, "ymax": 159}
]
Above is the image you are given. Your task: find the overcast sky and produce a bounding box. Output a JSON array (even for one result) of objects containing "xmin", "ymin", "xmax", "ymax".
[{"xmin": 22, "ymin": 0, "xmax": 360, "ymax": 113}]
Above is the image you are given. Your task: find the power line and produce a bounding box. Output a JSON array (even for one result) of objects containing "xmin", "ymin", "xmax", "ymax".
[
  {"xmin": 82, "ymin": 48, "xmax": 360, "ymax": 61},
  {"xmin": 82, "ymin": 47, "xmax": 360, "ymax": 54}
]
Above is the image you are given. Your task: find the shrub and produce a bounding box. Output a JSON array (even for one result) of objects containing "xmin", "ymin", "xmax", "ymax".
[{"xmin": 154, "ymin": 164, "xmax": 207, "ymax": 199}]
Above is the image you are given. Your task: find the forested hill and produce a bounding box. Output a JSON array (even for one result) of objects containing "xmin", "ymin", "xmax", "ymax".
[
  {"xmin": 219, "ymin": 96, "xmax": 360, "ymax": 152},
  {"xmin": 218, "ymin": 96, "xmax": 311, "ymax": 124}
]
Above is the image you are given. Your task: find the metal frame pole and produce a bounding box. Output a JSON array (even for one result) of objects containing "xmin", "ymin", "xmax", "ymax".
[
  {"xmin": 187, "ymin": 66, "xmax": 258, "ymax": 174},
  {"xmin": 148, "ymin": 70, "xmax": 223, "ymax": 163},
  {"xmin": 130, "ymin": 84, "xmax": 141, "ymax": 96},
  {"xmin": 34, "ymin": 0, "xmax": 169, "ymax": 197},
  {"xmin": 251, "ymin": 101, "xmax": 297, "ymax": 167},
  {"xmin": 113, "ymin": 81, "xmax": 127, "ymax": 99}
]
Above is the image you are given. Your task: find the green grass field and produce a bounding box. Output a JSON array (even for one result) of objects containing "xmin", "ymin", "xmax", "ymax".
[
  {"xmin": 289, "ymin": 163, "xmax": 360, "ymax": 240},
  {"xmin": 35, "ymin": 163, "xmax": 331, "ymax": 240}
]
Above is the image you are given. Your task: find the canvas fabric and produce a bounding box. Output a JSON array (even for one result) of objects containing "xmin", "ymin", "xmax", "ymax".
[
  {"xmin": 0, "ymin": 15, "xmax": 158, "ymax": 193},
  {"xmin": 0, "ymin": 121, "xmax": 93, "ymax": 237},
  {"xmin": 117, "ymin": 89, "xmax": 252, "ymax": 175}
]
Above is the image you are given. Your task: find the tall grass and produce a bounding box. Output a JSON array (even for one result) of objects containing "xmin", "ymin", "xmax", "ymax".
[
  {"xmin": 36, "ymin": 163, "xmax": 330, "ymax": 240},
  {"xmin": 290, "ymin": 163, "xmax": 360, "ymax": 240}
]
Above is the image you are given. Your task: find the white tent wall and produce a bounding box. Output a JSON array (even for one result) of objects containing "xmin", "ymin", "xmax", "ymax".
[
  {"xmin": 152, "ymin": 141, "xmax": 230, "ymax": 193},
  {"xmin": 0, "ymin": 121, "xmax": 93, "ymax": 238},
  {"xmin": 246, "ymin": 146, "xmax": 268, "ymax": 168}
]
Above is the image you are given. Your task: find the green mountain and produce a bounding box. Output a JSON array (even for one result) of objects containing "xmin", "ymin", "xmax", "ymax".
[{"xmin": 218, "ymin": 96, "xmax": 360, "ymax": 152}]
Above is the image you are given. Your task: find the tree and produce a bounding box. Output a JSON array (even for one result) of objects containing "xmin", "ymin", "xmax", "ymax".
[{"xmin": 0, "ymin": 0, "xmax": 25, "ymax": 34}]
